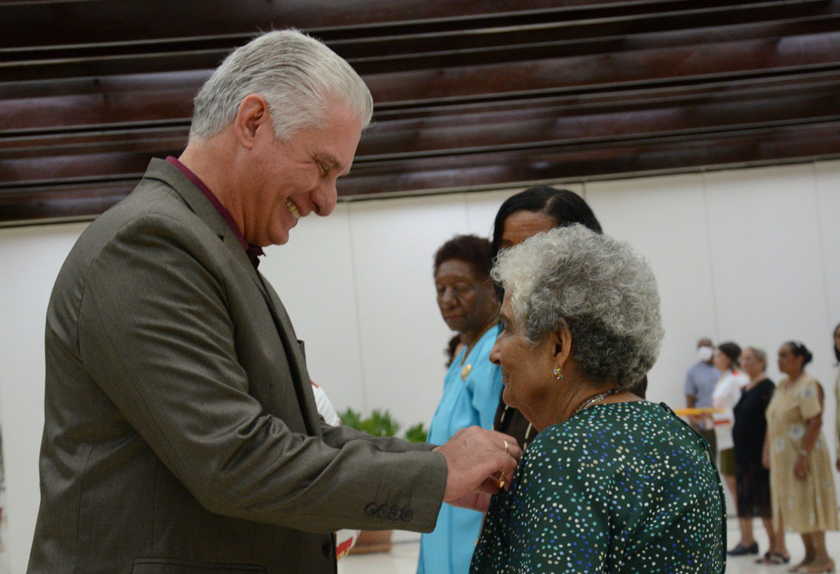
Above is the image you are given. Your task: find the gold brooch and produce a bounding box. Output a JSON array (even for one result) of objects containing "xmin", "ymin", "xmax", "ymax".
[{"xmin": 460, "ymin": 364, "xmax": 472, "ymax": 380}]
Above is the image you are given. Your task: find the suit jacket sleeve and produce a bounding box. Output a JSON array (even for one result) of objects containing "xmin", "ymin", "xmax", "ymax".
[
  {"xmin": 77, "ymin": 213, "xmax": 446, "ymax": 533},
  {"xmin": 319, "ymin": 422, "xmax": 436, "ymax": 452}
]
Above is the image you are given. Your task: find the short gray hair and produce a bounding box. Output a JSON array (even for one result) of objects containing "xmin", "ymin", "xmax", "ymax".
[
  {"xmin": 492, "ymin": 225, "xmax": 664, "ymax": 388},
  {"xmin": 190, "ymin": 29, "xmax": 373, "ymax": 141},
  {"xmin": 745, "ymin": 346, "xmax": 767, "ymax": 368}
]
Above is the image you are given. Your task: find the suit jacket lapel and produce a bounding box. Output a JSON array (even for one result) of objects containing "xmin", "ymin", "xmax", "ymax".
[
  {"xmin": 255, "ymin": 273, "xmax": 322, "ymax": 436},
  {"xmin": 141, "ymin": 158, "xmax": 321, "ymax": 436}
]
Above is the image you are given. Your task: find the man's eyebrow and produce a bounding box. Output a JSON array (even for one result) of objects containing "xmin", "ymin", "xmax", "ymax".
[{"xmin": 316, "ymin": 153, "xmax": 347, "ymax": 175}]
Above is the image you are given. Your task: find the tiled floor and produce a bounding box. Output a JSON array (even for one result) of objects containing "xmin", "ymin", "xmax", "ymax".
[{"xmin": 338, "ymin": 518, "xmax": 840, "ymax": 573}]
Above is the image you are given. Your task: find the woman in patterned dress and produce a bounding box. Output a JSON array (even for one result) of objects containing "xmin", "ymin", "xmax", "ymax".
[
  {"xmin": 470, "ymin": 225, "xmax": 726, "ymax": 573},
  {"xmin": 765, "ymin": 341, "xmax": 838, "ymax": 573}
]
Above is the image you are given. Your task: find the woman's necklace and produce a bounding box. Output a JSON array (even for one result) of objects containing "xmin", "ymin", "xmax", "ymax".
[{"xmin": 571, "ymin": 387, "xmax": 622, "ymax": 418}]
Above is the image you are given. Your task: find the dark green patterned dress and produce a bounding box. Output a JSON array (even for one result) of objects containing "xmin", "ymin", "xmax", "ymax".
[{"xmin": 471, "ymin": 401, "xmax": 726, "ymax": 573}]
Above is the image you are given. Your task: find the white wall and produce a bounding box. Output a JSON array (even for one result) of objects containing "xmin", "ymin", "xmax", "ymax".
[
  {"xmin": 585, "ymin": 173, "xmax": 718, "ymax": 407},
  {"xmin": 0, "ymin": 223, "xmax": 88, "ymax": 574},
  {"xmin": 1, "ymin": 162, "xmax": 839, "ymax": 569}
]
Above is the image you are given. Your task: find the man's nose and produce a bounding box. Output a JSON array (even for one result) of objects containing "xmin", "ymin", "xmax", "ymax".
[{"xmin": 311, "ymin": 179, "xmax": 338, "ymax": 217}]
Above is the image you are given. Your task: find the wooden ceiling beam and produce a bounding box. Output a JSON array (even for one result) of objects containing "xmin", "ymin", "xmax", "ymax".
[
  {"xmin": 2, "ymin": 1, "xmax": 839, "ymax": 225},
  {"xmin": 3, "ymin": 120, "xmax": 838, "ymax": 225},
  {"xmin": 4, "ymin": 4, "xmax": 838, "ymax": 81},
  {"xmin": 4, "ymin": 30, "xmax": 839, "ymax": 133},
  {"xmin": 4, "ymin": 82, "xmax": 840, "ymax": 170},
  {"xmin": 0, "ymin": 0, "xmax": 795, "ymax": 49}
]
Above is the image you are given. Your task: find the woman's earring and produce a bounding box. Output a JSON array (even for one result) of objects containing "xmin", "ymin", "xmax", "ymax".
[{"xmin": 553, "ymin": 367, "xmax": 564, "ymax": 382}]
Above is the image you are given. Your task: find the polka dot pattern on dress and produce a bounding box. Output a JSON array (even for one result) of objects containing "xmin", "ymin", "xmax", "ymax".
[{"xmin": 471, "ymin": 401, "xmax": 726, "ymax": 573}]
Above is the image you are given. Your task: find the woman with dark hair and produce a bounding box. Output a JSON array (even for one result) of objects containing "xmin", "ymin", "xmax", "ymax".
[
  {"xmin": 709, "ymin": 342, "xmax": 749, "ymax": 554},
  {"xmin": 490, "ymin": 186, "xmax": 605, "ymax": 447},
  {"xmin": 490, "ymin": 185, "xmax": 602, "ymax": 260},
  {"xmin": 418, "ymin": 234, "xmax": 503, "ymax": 574},
  {"xmin": 766, "ymin": 341, "xmax": 838, "ymax": 573}
]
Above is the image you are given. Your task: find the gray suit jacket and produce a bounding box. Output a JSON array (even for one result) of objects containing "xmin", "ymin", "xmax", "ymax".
[{"xmin": 28, "ymin": 159, "xmax": 446, "ymax": 574}]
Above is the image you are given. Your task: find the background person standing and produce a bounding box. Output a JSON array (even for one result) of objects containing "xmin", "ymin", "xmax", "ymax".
[
  {"xmin": 766, "ymin": 341, "xmax": 838, "ymax": 573},
  {"xmin": 685, "ymin": 337, "xmax": 721, "ymax": 457},
  {"xmin": 418, "ymin": 235, "xmax": 503, "ymax": 574}
]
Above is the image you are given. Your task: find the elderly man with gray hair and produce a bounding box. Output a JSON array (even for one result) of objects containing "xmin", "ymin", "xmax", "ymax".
[
  {"xmin": 471, "ymin": 224, "xmax": 725, "ymax": 573},
  {"xmin": 27, "ymin": 30, "xmax": 520, "ymax": 574}
]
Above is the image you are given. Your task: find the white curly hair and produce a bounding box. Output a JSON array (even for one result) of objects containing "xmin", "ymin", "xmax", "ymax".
[
  {"xmin": 492, "ymin": 224, "xmax": 664, "ymax": 388},
  {"xmin": 190, "ymin": 29, "xmax": 373, "ymax": 141}
]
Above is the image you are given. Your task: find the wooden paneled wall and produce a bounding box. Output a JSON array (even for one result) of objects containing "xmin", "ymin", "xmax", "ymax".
[{"xmin": 2, "ymin": 0, "xmax": 840, "ymax": 225}]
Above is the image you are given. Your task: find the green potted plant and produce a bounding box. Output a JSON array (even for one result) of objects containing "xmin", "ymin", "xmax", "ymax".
[
  {"xmin": 403, "ymin": 422, "xmax": 428, "ymax": 443},
  {"xmin": 338, "ymin": 409, "xmax": 428, "ymax": 555}
]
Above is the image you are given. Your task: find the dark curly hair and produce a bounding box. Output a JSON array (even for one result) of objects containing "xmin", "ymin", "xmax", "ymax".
[
  {"xmin": 433, "ymin": 234, "xmax": 493, "ymax": 279},
  {"xmin": 490, "ymin": 185, "xmax": 603, "ymax": 261},
  {"xmin": 786, "ymin": 340, "xmax": 814, "ymax": 366}
]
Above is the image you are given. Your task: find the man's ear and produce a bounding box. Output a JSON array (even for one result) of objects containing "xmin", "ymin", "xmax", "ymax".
[{"xmin": 233, "ymin": 94, "xmax": 270, "ymax": 150}]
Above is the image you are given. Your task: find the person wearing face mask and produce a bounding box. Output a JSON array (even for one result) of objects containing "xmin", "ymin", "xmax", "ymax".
[
  {"xmin": 766, "ymin": 341, "xmax": 838, "ymax": 573},
  {"xmin": 418, "ymin": 235, "xmax": 504, "ymax": 574},
  {"xmin": 685, "ymin": 337, "xmax": 721, "ymax": 459}
]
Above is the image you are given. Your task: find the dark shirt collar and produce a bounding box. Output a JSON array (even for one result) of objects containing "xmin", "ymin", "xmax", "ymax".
[{"xmin": 166, "ymin": 156, "xmax": 264, "ymax": 268}]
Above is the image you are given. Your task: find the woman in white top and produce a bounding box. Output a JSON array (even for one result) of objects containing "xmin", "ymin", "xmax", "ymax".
[{"xmin": 711, "ymin": 342, "xmax": 750, "ymax": 554}]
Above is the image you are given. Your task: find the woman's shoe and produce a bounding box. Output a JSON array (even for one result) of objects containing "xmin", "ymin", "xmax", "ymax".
[
  {"xmin": 728, "ymin": 541, "xmax": 759, "ymax": 556},
  {"xmin": 757, "ymin": 552, "xmax": 791, "ymax": 565}
]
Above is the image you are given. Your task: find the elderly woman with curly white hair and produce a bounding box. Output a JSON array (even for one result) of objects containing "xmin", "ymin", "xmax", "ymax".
[{"xmin": 470, "ymin": 225, "xmax": 726, "ymax": 573}]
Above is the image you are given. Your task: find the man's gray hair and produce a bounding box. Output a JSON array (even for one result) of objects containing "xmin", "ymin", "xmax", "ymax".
[
  {"xmin": 190, "ymin": 29, "xmax": 373, "ymax": 141},
  {"xmin": 492, "ymin": 225, "xmax": 664, "ymax": 388}
]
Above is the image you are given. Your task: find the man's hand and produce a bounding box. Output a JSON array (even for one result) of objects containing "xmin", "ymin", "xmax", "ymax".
[
  {"xmin": 435, "ymin": 427, "xmax": 522, "ymax": 505},
  {"xmin": 447, "ymin": 491, "xmax": 493, "ymax": 513}
]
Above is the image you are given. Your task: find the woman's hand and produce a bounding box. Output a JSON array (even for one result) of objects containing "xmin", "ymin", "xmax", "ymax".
[{"xmin": 794, "ymin": 453, "xmax": 809, "ymax": 480}]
